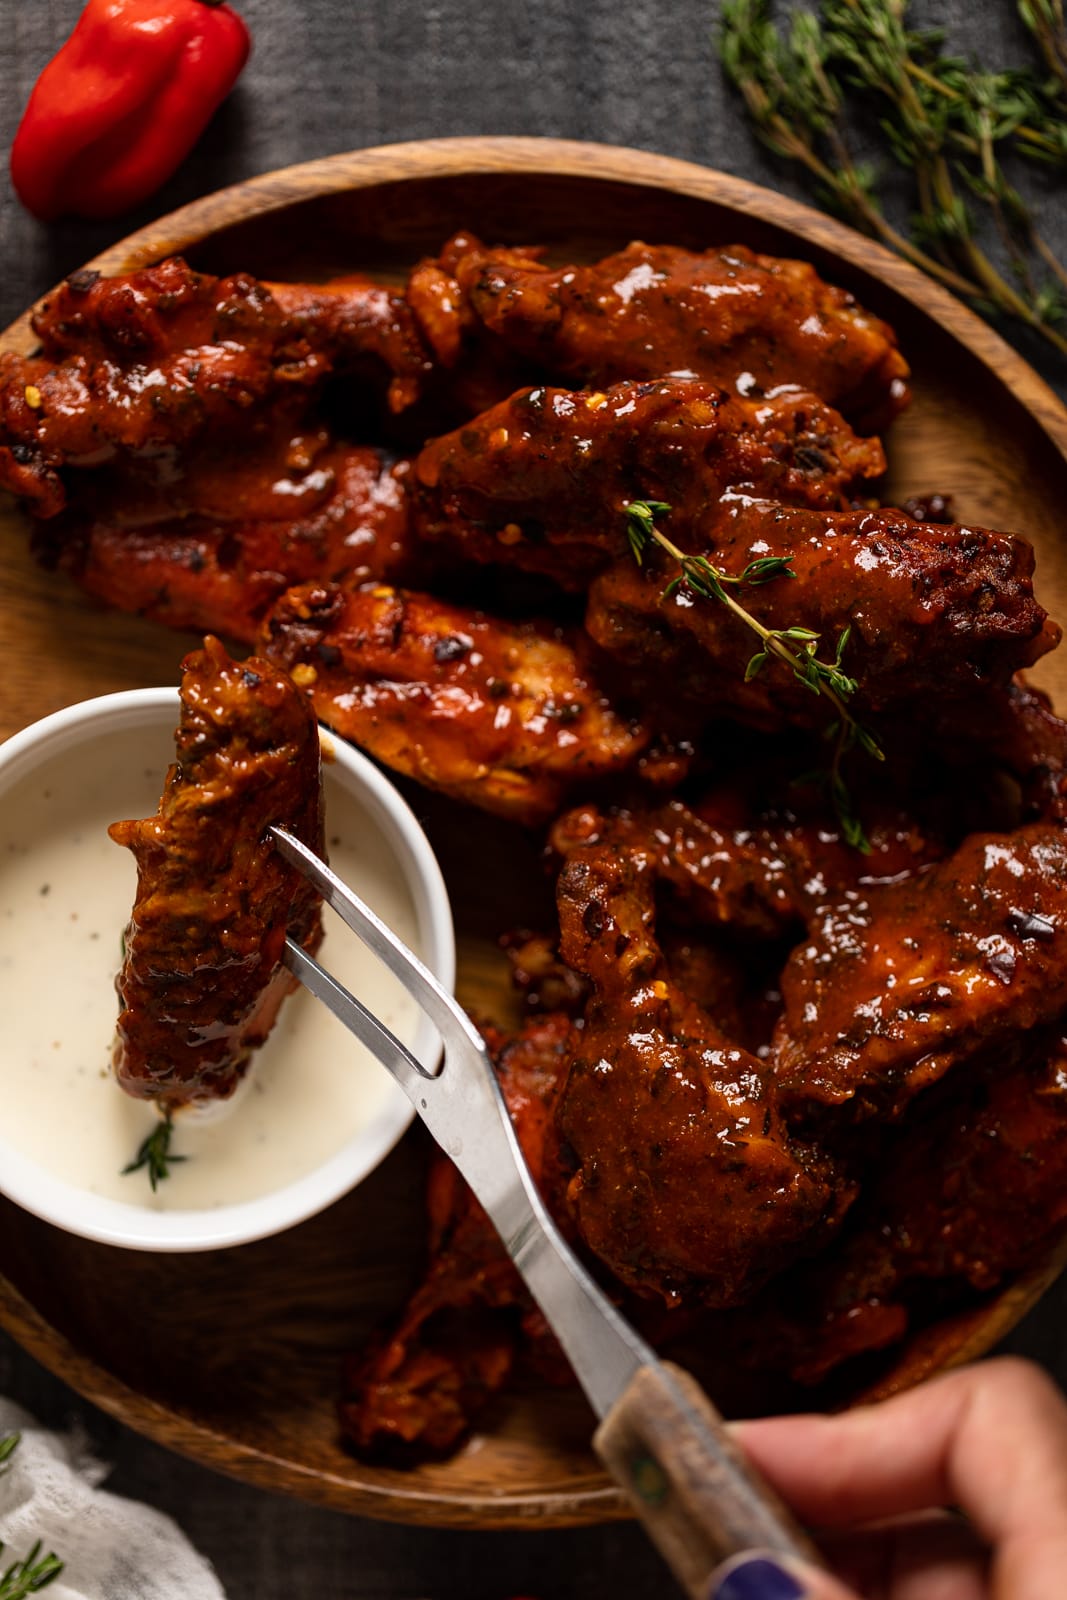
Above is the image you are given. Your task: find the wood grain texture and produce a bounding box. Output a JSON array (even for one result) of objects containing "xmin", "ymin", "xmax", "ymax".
[{"xmin": 2, "ymin": 137, "xmax": 1067, "ymax": 1527}]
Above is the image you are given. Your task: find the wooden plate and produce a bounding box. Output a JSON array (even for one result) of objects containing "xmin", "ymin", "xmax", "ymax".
[{"xmin": 3, "ymin": 137, "xmax": 1067, "ymax": 1529}]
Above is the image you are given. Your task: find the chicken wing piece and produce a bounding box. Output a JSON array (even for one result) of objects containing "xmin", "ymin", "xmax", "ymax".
[
  {"xmin": 752, "ymin": 1035, "xmax": 1067, "ymax": 1386},
  {"xmin": 109, "ymin": 636, "xmax": 323, "ymax": 1108},
  {"xmin": 2, "ymin": 258, "xmax": 429, "ymax": 515},
  {"xmin": 947, "ymin": 678, "xmax": 1067, "ymax": 825},
  {"xmin": 258, "ymin": 579, "xmax": 649, "ymax": 825},
  {"xmin": 342, "ymin": 1012, "xmax": 572, "ymax": 1459},
  {"xmin": 406, "ymin": 235, "xmax": 546, "ymax": 421},
  {"xmin": 261, "ymin": 277, "xmax": 431, "ymax": 411},
  {"xmin": 43, "ymin": 443, "xmax": 414, "ymax": 645},
  {"xmin": 31, "ymin": 257, "xmax": 278, "ymax": 357},
  {"xmin": 413, "ymin": 380, "xmax": 885, "ymax": 586},
  {"xmin": 39, "ymin": 399, "xmax": 387, "ymax": 527},
  {"xmin": 0, "ymin": 346, "xmax": 326, "ymax": 520},
  {"xmin": 32, "ymin": 256, "xmax": 429, "ymax": 408},
  {"xmin": 586, "ymin": 498, "xmax": 1056, "ymax": 734},
  {"xmin": 551, "ymin": 792, "xmax": 940, "ymax": 941},
  {"xmin": 406, "ymin": 234, "xmax": 540, "ymax": 370},
  {"xmin": 772, "ymin": 823, "xmax": 1067, "ymax": 1121},
  {"xmin": 0, "ymin": 341, "xmax": 312, "ymax": 519},
  {"xmin": 555, "ymin": 838, "xmax": 851, "ymax": 1308},
  {"xmin": 447, "ymin": 238, "xmax": 910, "ymax": 430}
]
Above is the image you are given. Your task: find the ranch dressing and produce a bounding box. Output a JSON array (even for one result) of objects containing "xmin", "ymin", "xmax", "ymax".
[{"xmin": 0, "ymin": 727, "xmax": 421, "ymax": 1211}]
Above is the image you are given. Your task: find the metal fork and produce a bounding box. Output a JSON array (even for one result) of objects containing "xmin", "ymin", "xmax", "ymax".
[{"xmin": 270, "ymin": 824, "xmax": 821, "ymax": 1597}]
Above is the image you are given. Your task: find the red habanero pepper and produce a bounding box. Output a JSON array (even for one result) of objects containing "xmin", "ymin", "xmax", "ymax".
[{"xmin": 10, "ymin": 0, "xmax": 250, "ymax": 222}]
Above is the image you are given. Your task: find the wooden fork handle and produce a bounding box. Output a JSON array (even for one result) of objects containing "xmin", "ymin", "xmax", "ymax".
[{"xmin": 593, "ymin": 1360, "xmax": 822, "ymax": 1598}]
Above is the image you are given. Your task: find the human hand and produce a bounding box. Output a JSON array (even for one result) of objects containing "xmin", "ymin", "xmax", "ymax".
[{"xmin": 706, "ymin": 1357, "xmax": 1067, "ymax": 1600}]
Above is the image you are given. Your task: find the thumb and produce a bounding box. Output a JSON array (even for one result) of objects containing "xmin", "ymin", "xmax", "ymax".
[{"xmin": 706, "ymin": 1550, "xmax": 861, "ymax": 1600}]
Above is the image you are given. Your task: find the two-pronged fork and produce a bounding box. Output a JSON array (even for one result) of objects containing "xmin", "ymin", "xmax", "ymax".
[{"xmin": 270, "ymin": 824, "xmax": 820, "ymax": 1597}]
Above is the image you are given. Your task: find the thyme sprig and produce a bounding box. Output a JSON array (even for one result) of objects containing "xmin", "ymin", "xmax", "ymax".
[
  {"xmin": 0, "ymin": 1542, "xmax": 65, "ymax": 1599},
  {"xmin": 122, "ymin": 1111, "xmax": 186, "ymax": 1192},
  {"xmin": 1019, "ymin": 0, "xmax": 1067, "ymax": 98},
  {"xmin": 0, "ymin": 1436, "xmax": 64, "ymax": 1599},
  {"xmin": 626, "ymin": 499, "xmax": 882, "ymax": 848},
  {"xmin": 720, "ymin": 0, "xmax": 1067, "ymax": 356}
]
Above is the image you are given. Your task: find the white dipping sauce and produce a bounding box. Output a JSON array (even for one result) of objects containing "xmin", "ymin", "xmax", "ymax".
[{"xmin": 0, "ymin": 721, "xmax": 422, "ymax": 1212}]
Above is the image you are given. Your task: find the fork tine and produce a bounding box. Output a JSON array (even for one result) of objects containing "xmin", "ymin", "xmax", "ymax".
[
  {"xmin": 270, "ymin": 825, "xmax": 477, "ymax": 1055},
  {"xmin": 282, "ymin": 937, "xmax": 436, "ymax": 1082}
]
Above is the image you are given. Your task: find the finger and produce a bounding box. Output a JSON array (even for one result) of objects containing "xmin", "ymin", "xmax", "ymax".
[
  {"xmin": 733, "ymin": 1359, "xmax": 1067, "ymax": 1600},
  {"xmin": 733, "ymin": 1359, "xmax": 1067, "ymax": 1530},
  {"xmin": 819, "ymin": 1509, "xmax": 988, "ymax": 1600},
  {"xmin": 706, "ymin": 1550, "xmax": 859, "ymax": 1600}
]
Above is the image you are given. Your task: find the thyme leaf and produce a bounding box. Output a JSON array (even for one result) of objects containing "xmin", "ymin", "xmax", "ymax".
[
  {"xmin": 0, "ymin": 1542, "xmax": 65, "ymax": 1599},
  {"xmin": 626, "ymin": 498, "xmax": 672, "ymax": 565},
  {"xmin": 122, "ymin": 1111, "xmax": 187, "ymax": 1192}
]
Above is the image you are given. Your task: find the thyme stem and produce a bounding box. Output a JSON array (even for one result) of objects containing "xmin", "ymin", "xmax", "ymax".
[
  {"xmin": 625, "ymin": 500, "xmax": 882, "ymax": 849},
  {"xmin": 655, "ymin": 525, "xmax": 857, "ymax": 716},
  {"xmin": 0, "ymin": 1543, "xmax": 65, "ymax": 1600},
  {"xmin": 1019, "ymin": 0, "xmax": 1067, "ymax": 99},
  {"xmin": 721, "ymin": 0, "xmax": 1067, "ymax": 357},
  {"xmin": 721, "ymin": 3, "xmax": 977, "ymax": 297}
]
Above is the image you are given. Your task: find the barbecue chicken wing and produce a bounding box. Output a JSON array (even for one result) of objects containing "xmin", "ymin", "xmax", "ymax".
[
  {"xmin": 772, "ymin": 823, "xmax": 1067, "ymax": 1121},
  {"xmin": 747, "ymin": 1035, "xmax": 1067, "ymax": 1385},
  {"xmin": 555, "ymin": 837, "xmax": 851, "ymax": 1307},
  {"xmin": 550, "ymin": 791, "xmax": 941, "ymax": 943},
  {"xmin": 32, "ymin": 255, "xmax": 429, "ymax": 407},
  {"xmin": 442, "ymin": 237, "xmax": 910, "ymax": 430},
  {"xmin": 1, "ymin": 257, "xmax": 428, "ymax": 514},
  {"xmin": 587, "ymin": 499, "xmax": 1056, "ymax": 734},
  {"xmin": 406, "ymin": 236, "xmax": 546, "ymax": 422},
  {"xmin": 342, "ymin": 1012, "xmax": 572, "ymax": 1458},
  {"xmin": 413, "ymin": 380, "xmax": 885, "ymax": 586},
  {"xmin": 259, "ymin": 579, "xmax": 649, "ymax": 825},
  {"xmin": 0, "ymin": 339, "xmax": 318, "ymax": 519},
  {"xmin": 43, "ymin": 441, "xmax": 414, "ymax": 645},
  {"xmin": 109, "ymin": 636, "xmax": 323, "ymax": 1108},
  {"xmin": 950, "ymin": 678, "xmax": 1067, "ymax": 825},
  {"xmin": 407, "ymin": 235, "xmax": 540, "ymax": 370},
  {"xmin": 261, "ymin": 277, "xmax": 431, "ymax": 411}
]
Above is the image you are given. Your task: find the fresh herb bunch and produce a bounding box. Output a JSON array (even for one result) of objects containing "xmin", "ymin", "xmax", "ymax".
[
  {"xmin": 122, "ymin": 1111, "xmax": 186, "ymax": 1191},
  {"xmin": 721, "ymin": 0, "xmax": 1067, "ymax": 356},
  {"xmin": 1019, "ymin": 0, "xmax": 1067, "ymax": 97},
  {"xmin": 0, "ymin": 1435, "xmax": 64, "ymax": 1598},
  {"xmin": 625, "ymin": 500, "xmax": 882, "ymax": 849}
]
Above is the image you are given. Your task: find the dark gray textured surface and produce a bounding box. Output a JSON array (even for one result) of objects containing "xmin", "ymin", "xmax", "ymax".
[{"xmin": 1, "ymin": 3, "xmax": 1066, "ymax": 1595}]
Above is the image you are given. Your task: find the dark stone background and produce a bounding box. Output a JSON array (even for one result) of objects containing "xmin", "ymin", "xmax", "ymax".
[{"xmin": 1, "ymin": 3, "xmax": 1066, "ymax": 1595}]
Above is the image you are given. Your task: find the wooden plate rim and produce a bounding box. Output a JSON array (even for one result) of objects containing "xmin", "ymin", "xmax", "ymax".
[
  {"xmin": 3, "ymin": 135, "xmax": 1067, "ymax": 1526},
  {"xmin": 0, "ymin": 1264, "xmax": 628, "ymax": 1526},
  {"xmin": 2, "ymin": 135, "xmax": 1067, "ymax": 464}
]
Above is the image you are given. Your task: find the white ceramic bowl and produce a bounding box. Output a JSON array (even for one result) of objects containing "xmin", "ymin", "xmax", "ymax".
[{"xmin": 0, "ymin": 687, "xmax": 454, "ymax": 1251}]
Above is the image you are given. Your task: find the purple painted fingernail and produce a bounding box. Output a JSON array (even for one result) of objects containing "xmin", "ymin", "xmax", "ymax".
[{"xmin": 709, "ymin": 1553, "xmax": 805, "ymax": 1600}]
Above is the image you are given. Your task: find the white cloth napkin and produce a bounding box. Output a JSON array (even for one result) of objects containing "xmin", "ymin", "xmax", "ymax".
[{"xmin": 0, "ymin": 1399, "xmax": 226, "ymax": 1600}]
